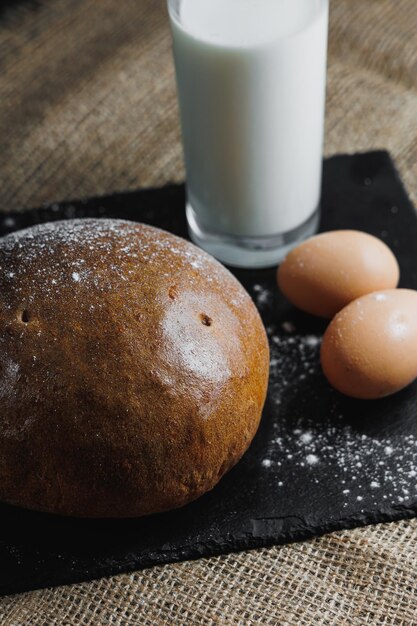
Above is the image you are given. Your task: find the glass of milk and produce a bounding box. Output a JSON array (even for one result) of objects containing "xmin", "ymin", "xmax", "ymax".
[{"xmin": 168, "ymin": 0, "xmax": 329, "ymax": 268}]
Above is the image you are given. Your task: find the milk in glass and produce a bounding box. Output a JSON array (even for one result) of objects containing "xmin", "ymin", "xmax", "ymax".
[{"xmin": 169, "ymin": 0, "xmax": 329, "ymax": 267}]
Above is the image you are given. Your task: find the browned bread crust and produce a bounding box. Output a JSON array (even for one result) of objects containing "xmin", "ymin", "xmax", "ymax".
[{"xmin": 0, "ymin": 219, "xmax": 269, "ymax": 517}]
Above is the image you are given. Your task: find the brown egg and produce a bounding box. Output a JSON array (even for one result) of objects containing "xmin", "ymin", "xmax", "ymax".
[
  {"xmin": 321, "ymin": 289, "xmax": 417, "ymax": 399},
  {"xmin": 277, "ymin": 230, "xmax": 399, "ymax": 318}
]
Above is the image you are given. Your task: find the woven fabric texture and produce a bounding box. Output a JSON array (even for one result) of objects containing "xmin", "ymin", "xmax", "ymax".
[{"xmin": 0, "ymin": 0, "xmax": 417, "ymax": 624}]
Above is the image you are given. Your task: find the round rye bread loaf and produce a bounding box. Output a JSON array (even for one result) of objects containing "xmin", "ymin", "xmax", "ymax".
[{"xmin": 0, "ymin": 219, "xmax": 269, "ymax": 518}]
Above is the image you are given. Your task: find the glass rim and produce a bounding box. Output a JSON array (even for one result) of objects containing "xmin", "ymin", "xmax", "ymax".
[
  {"xmin": 167, "ymin": 0, "xmax": 180, "ymax": 22},
  {"xmin": 167, "ymin": 0, "xmax": 329, "ymax": 41}
]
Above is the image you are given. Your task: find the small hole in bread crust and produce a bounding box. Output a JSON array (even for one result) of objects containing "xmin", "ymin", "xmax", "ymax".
[
  {"xmin": 20, "ymin": 310, "xmax": 30, "ymax": 324},
  {"xmin": 168, "ymin": 285, "xmax": 178, "ymax": 300},
  {"xmin": 200, "ymin": 314, "xmax": 213, "ymax": 327}
]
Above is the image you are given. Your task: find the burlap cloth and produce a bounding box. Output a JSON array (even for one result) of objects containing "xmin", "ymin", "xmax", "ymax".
[{"xmin": 0, "ymin": 0, "xmax": 416, "ymax": 623}]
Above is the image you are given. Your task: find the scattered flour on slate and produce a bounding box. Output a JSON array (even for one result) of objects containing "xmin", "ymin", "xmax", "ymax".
[
  {"xmin": 258, "ymin": 316, "xmax": 417, "ymax": 512},
  {"xmin": 2, "ymin": 216, "xmax": 16, "ymax": 229},
  {"xmin": 253, "ymin": 284, "xmax": 272, "ymax": 308}
]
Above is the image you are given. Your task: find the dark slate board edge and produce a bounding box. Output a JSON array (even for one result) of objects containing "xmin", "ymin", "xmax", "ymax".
[
  {"xmin": 0, "ymin": 184, "xmax": 185, "ymax": 221},
  {"xmin": 2, "ymin": 503, "xmax": 416, "ymax": 597},
  {"xmin": 0, "ymin": 149, "xmax": 395, "ymax": 224}
]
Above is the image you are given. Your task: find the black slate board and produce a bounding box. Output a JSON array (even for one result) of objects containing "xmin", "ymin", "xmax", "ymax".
[{"xmin": 1, "ymin": 151, "xmax": 417, "ymax": 597}]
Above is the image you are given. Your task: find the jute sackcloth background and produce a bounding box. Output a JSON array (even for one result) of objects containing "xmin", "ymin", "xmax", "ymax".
[{"xmin": 0, "ymin": 0, "xmax": 417, "ymax": 624}]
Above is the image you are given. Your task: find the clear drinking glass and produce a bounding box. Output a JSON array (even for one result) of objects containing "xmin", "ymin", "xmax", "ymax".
[{"xmin": 168, "ymin": 0, "xmax": 329, "ymax": 268}]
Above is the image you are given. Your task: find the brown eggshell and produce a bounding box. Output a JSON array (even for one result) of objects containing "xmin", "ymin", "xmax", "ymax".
[
  {"xmin": 321, "ymin": 289, "xmax": 417, "ymax": 399},
  {"xmin": 277, "ymin": 230, "xmax": 400, "ymax": 318}
]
